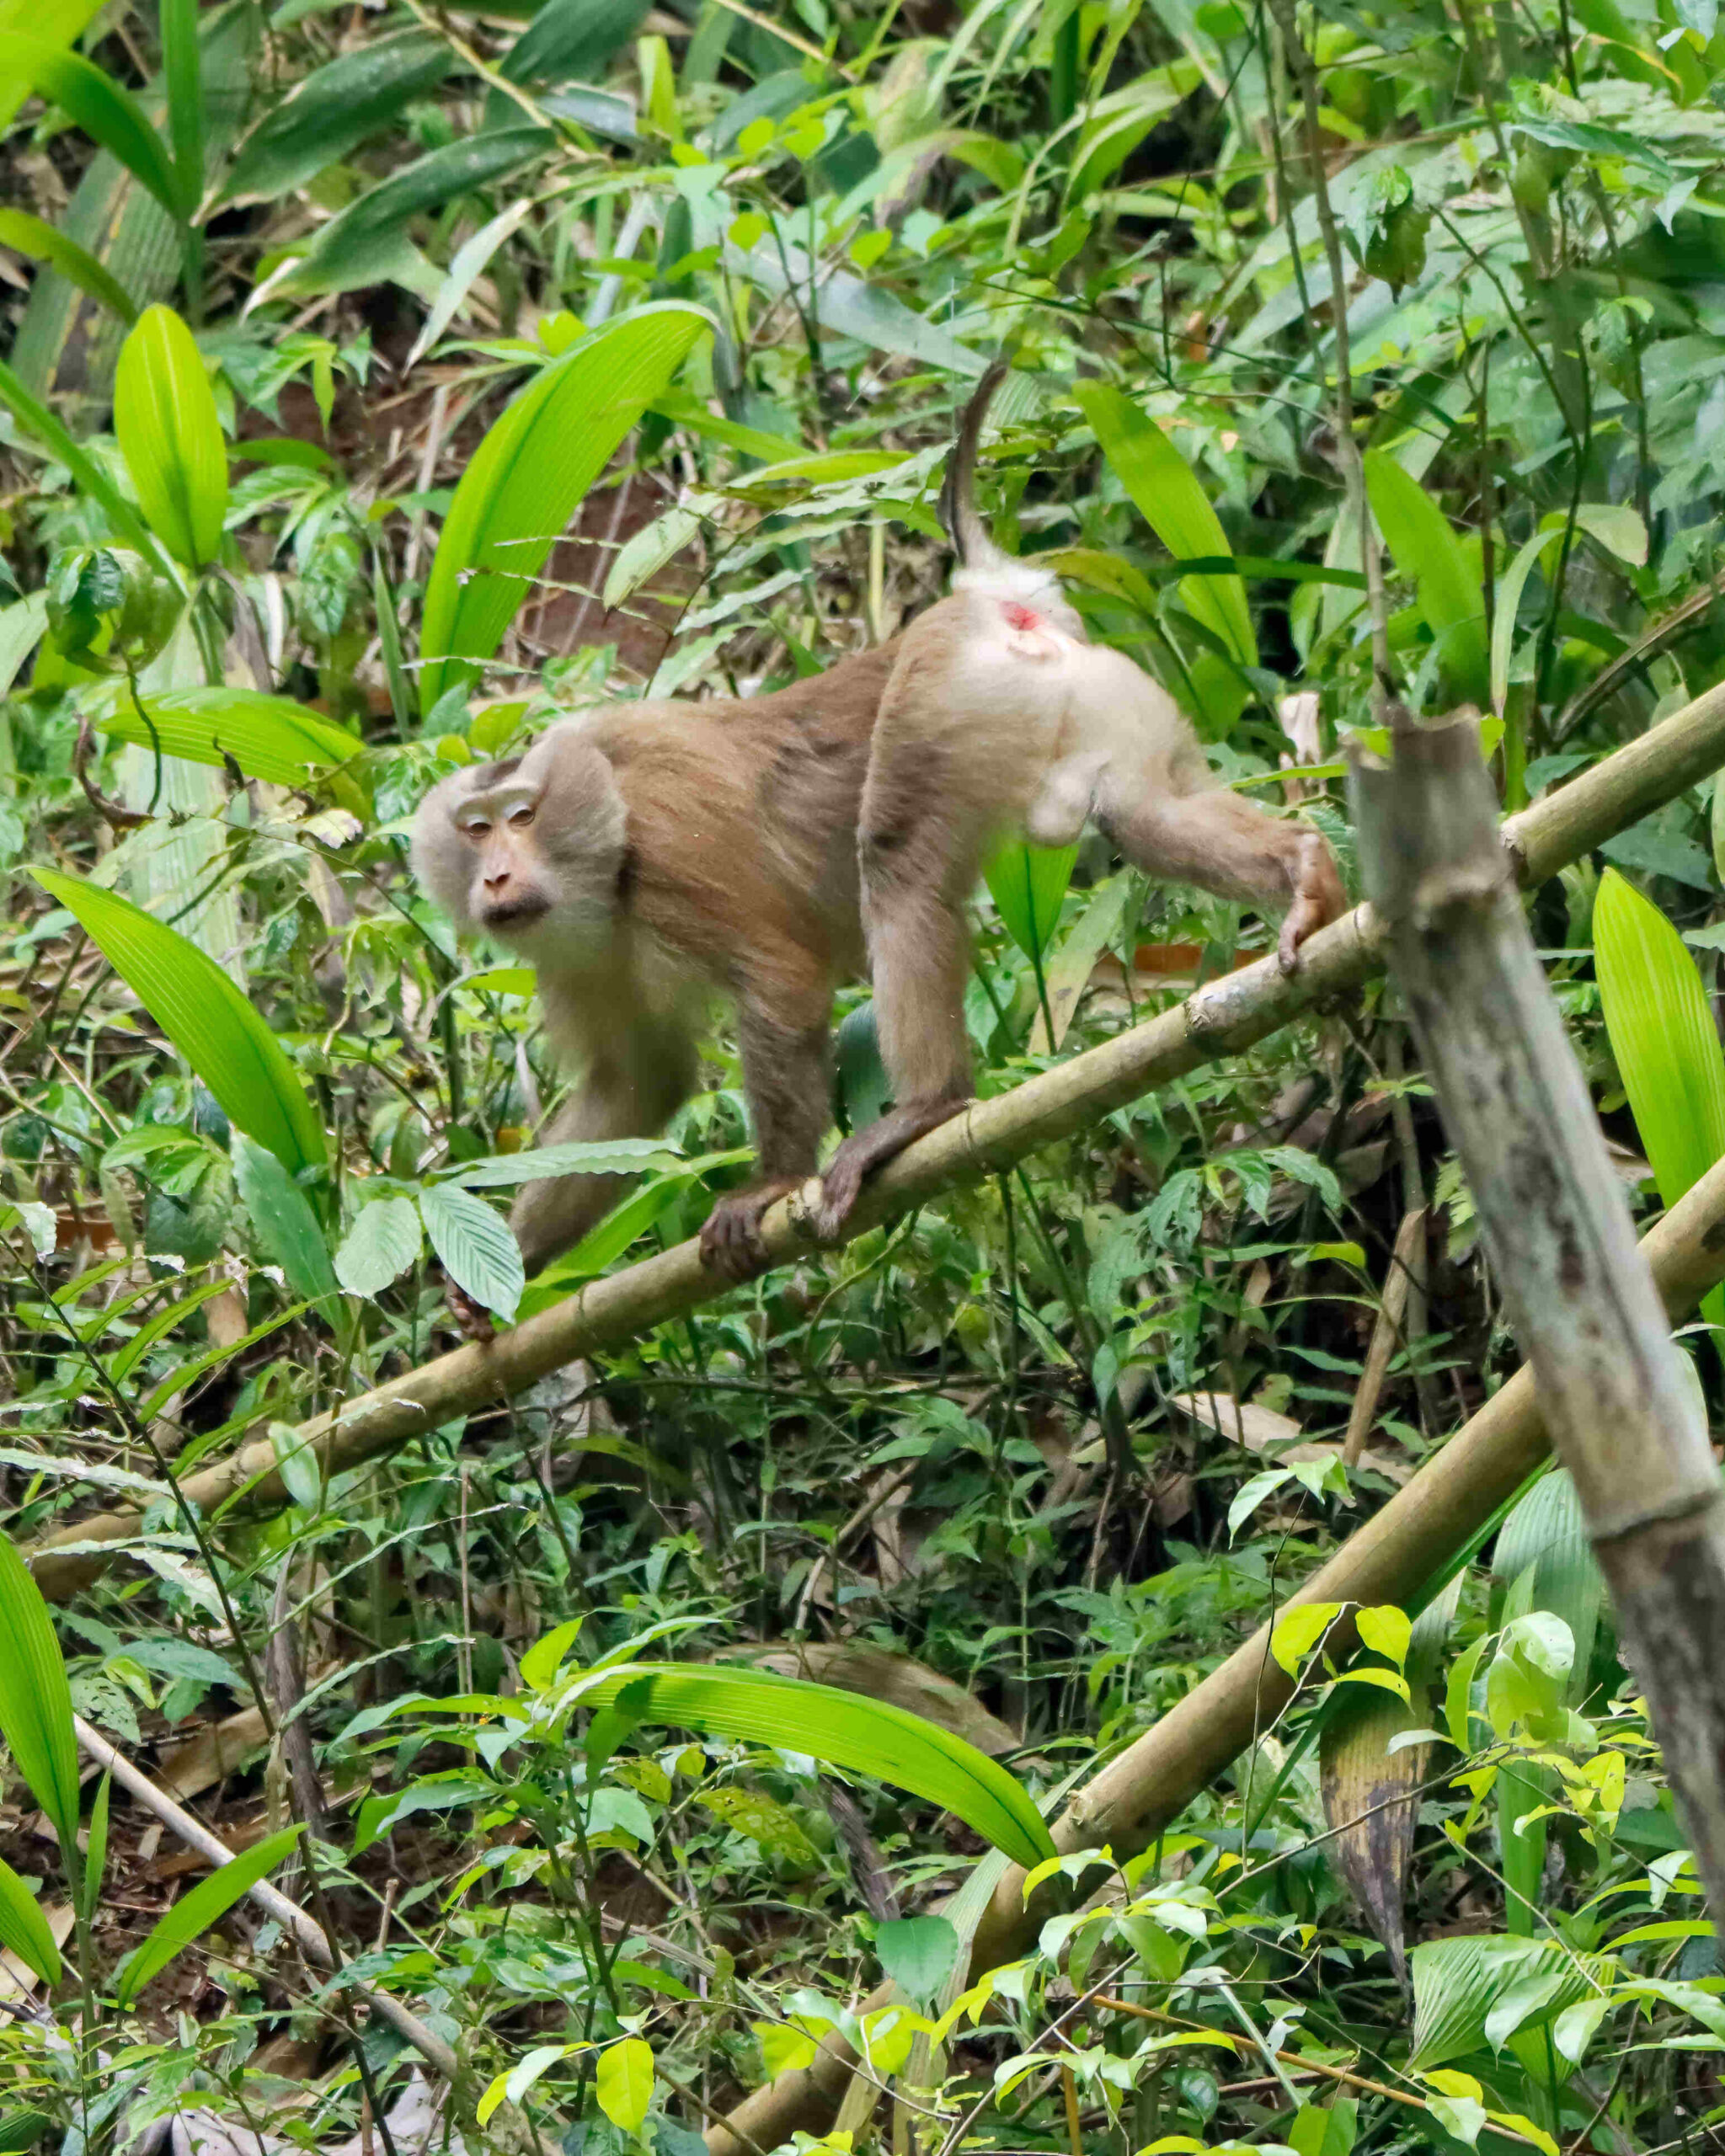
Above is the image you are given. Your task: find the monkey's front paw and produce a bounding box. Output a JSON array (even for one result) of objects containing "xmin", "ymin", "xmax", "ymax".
[
  {"xmin": 697, "ymin": 1189, "xmax": 780, "ymax": 1282},
  {"xmin": 446, "ymin": 1279, "xmax": 497, "ymax": 1343}
]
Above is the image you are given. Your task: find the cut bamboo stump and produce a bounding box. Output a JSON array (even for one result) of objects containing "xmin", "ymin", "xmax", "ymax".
[{"xmin": 1353, "ymin": 708, "xmax": 1725, "ymax": 1913}]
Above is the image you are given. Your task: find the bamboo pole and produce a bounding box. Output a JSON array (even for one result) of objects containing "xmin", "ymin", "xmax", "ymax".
[
  {"xmin": 706, "ymin": 1152, "xmax": 1725, "ymax": 2155},
  {"xmin": 1354, "ymin": 710, "xmax": 1725, "ymax": 1911},
  {"xmin": 26, "ymin": 675, "xmax": 1725, "ymax": 1602}
]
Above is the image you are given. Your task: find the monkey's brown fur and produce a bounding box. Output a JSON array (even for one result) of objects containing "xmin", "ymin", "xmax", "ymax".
[{"xmin": 413, "ymin": 368, "xmax": 1345, "ymax": 1299}]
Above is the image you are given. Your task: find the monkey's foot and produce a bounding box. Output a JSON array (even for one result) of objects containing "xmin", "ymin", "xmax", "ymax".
[
  {"xmin": 698, "ymin": 1179, "xmax": 799, "ymax": 1282},
  {"xmin": 446, "ymin": 1278, "xmax": 497, "ymax": 1344},
  {"xmin": 813, "ymin": 1097, "xmax": 971, "ymax": 1241},
  {"xmin": 1277, "ymin": 839, "xmax": 1348, "ymax": 974}
]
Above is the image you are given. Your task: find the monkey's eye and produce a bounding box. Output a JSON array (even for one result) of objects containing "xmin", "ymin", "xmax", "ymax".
[
  {"xmin": 461, "ymin": 818, "xmax": 491, "ymax": 839},
  {"xmin": 508, "ymin": 805, "xmax": 536, "ymax": 830}
]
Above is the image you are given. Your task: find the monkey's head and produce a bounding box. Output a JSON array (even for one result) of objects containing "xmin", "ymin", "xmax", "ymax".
[{"xmin": 410, "ymin": 724, "xmax": 628, "ymax": 959}]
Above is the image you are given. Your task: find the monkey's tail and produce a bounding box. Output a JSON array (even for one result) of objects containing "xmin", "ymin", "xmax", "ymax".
[{"xmin": 939, "ymin": 359, "xmax": 1012, "ymax": 572}]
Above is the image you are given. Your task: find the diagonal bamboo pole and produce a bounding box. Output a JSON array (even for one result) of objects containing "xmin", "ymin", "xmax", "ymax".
[{"xmin": 24, "ymin": 674, "xmax": 1725, "ymax": 1605}]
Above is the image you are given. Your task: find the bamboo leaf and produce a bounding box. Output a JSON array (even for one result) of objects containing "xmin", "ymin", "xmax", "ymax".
[
  {"xmin": 1073, "ymin": 382, "xmax": 1257, "ymax": 668},
  {"xmin": 115, "ymin": 1827, "xmax": 302, "ymax": 2004},
  {"xmin": 564, "ymin": 1661, "xmax": 1056, "ymax": 1869},
  {"xmin": 113, "ymin": 305, "xmax": 228, "ymax": 568},
  {"xmin": 419, "ymin": 303, "xmax": 709, "ymax": 711},
  {"xmin": 0, "ymin": 1856, "xmax": 62, "ymax": 1988},
  {"xmin": 0, "ymin": 37, "xmax": 185, "ymax": 215},
  {"xmin": 1364, "ymin": 451, "xmax": 1487, "ymax": 705},
  {"xmin": 0, "ymin": 209, "xmax": 136, "ymax": 323},
  {"xmin": 0, "ymin": 1534, "xmax": 80, "ymax": 1855},
  {"xmin": 216, "ymin": 30, "xmax": 451, "ymax": 206},
  {"xmin": 30, "ymin": 870, "xmax": 327, "ymax": 1172}
]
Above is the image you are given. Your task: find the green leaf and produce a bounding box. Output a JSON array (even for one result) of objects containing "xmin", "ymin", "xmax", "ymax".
[
  {"xmin": 1073, "ymin": 382, "xmax": 1256, "ymax": 668},
  {"xmin": 500, "ymin": 0, "xmax": 651, "ymax": 84},
  {"xmin": 0, "ymin": 2111, "xmax": 52, "ymax": 2153},
  {"xmin": 0, "ymin": 209, "xmax": 135, "ymax": 322},
  {"xmin": 0, "ymin": 356, "xmax": 164, "ymax": 568},
  {"xmin": 0, "ymin": 37, "xmax": 185, "ymax": 215},
  {"xmin": 0, "ymin": 1535, "xmax": 80, "ymax": 1855},
  {"xmin": 1594, "ymin": 868, "xmax": 1725, "ymax": 1212},
  {"xmin": 984, "ymin": 841, "xmax": 1077, "ymax": 962},
  {"xmin": 115, "ymin": 1826, "xmax": 302, "ymax": 2004},
  {"xmin": 419, "ymin": 1182, "xmax": 524, "ymax": 1321},
  {"xmin": 875, "ymin": 1914, "xmax": 959, "ymax": 2004},
  {"xmin": 86, "ymin": 684, "xmax": 363, "ymax": 796},
  {"xmin": 274, "ymin": 127, "xmax": 553, "ymax": 299},
  {"xmin": 1411, "ymin": 1937, "xmax": 1607, "ymax": 2070},
  {"xmin": 595, "ymin": 2038, "xmax": 654, "ymax": 2133},
  {"xmin": 1488, "ymin": 507, "xmax": 1644, "ymax": 715},
  {"xmin": 233, "ymin": 1134, "xmax": 338, "ymax": 1302},
  {"xmin": 0, "ymin": 1857, "xmax": 61, "ymax": 1988},
  {"xmin": 270, "ymin": 1418, "xmax": 324, "ymax": 1513},
  {"xmin": 419, "ymin": 303, "xmax": 709, "ymax": 711},
  {"xmin": 334, "ymin": 1193, "xmax": 422, "ymax": 1295},
  {"xmin": 158, "ymin": 0, "xmax": 201, "ymax": 213},
  {"xmin": 442, "ymin": 1139, "xmax": 682, "ymax": 1188},
  {"xmin": 1364, "ymin": 451, "xmax": 1487, "ymax": 705},
  {"xmin": 564, "ymin": 1660, "xmax": 1055, "ymax": 1869},
  {"xmin": 217, "ymin": 31, "xmax": 452, "ymax": 205},
  {"xmin": 81, "ymin": 1769, "xmax": 110, "ymax": 1925},
  {"xmin": 114, "ymin": 305, "xmax": 228, "ymax": 568},
  {"xmin": 30, "ymin": 870, "xmax": 327, "ymax": 1172}
]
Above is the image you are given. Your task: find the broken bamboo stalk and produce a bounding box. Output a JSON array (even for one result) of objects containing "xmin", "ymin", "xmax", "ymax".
[
  {"xmin": 26, "ymin": 673, "xmax": 1725, "ymax": 1602},
  {"xmin": 707, "ymin": 1147, "xmax": 1725, "ymax": 2155},
  {"xmin": 1354, "ymin": 709, "xmax": 1725, "ymax": 1913}
]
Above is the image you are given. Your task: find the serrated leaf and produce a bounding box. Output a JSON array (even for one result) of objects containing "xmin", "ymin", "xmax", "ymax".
[
  {"xmin": 31, "ymin": 871, "xmax": 326, "ymax": 1173},
  {"xmin": 419, "ymin": 1182, "xmax": 524, "ymax": 1321},
  {"xmin": 563, "ymin": 1659, "xmax": 1055, "ymax": 1869},
  {"xmin": 419, "ymin": 304, "xmax": 708, "ymax": 711},
  {"xmin": 114, "ymin": 305, "xmax": 227, "ymax": 568},
  {"xmin": 115, "ymin": 1827, "xmax": 302, "ymax": 2004},
  {"xmin": 334, "ymin": 1194, "xmax": 422, "ymax": 1295}
]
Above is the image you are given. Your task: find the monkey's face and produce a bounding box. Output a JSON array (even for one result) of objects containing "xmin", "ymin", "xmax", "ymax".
[{"xmin": 410, "ymin": 726, "xmax": 628, "ymax": 958}]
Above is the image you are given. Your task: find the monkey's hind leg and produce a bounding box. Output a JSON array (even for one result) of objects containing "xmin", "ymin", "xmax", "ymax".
[
  {"xmin": 814, "ymin": 862, "xmax": 975, "ymax": 1242},
  {"xmin": 700, "ymin": 983, "xmax": 834, "ymax": 1283}
]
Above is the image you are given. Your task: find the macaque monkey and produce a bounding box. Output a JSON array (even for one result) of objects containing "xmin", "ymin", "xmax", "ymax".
[
  {"xmin": 811, "ymin": 364, "xmax": 1346, "ymax": 1235},
  {"xmin": 410, "ymin": 649, "xmax": 892, "ymax": 1292},
  {"xmin": 412, "ymin": 364, "xmax": 1343, "ymax": 1301}
]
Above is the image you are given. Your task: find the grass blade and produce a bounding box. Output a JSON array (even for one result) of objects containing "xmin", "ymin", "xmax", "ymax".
[
  {"xmin": 0, "ymin": 36, "xmax": 184, "ymax": 216},
  {"xmin": 158, "ymin": 0, "xmax": 202, "ymax": 212},
  {"xmin": 419, "ymin": 303, "xmax": 709, "ymax": 711},
  {"xmin": 0, "ymin": 210, "xmax": 135, "ymax": 323},
  {"xmin": 113, "ymin": 305, "xmax": 227, "ymax": 568},
  {"xmin": 0, "ymin": 1534, "xmax": 80, "ymax": 1855},
  {"xmin": 115, "ymin": 1826, "xmax": 302, "ymax": 2004},
  {"xmin": 566, "ymin": 1661, "xmax": 1055, "ymax": 1870},
  {"xmin": 31, "ymin": 868, "xmax": 326, "ymax": 1172}
]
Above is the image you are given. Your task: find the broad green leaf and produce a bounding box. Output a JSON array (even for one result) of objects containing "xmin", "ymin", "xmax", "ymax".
[
  {"xmin": 334, "ymin": 1194, "xmax": 422, "ymax": 1295},
  {"xmin": 565, "ymin": 1660, "xmax": 1056, "ymax": 1869},
  {"xmin": 0, "ymin": 210, "xmax": 135, "ymax": 322},
  {"xmin": 500, "ymin": 0, "xmax": 651, "ymax": 84},
  {"xmin": 1411, "ymin": 1936, "xmax": 1607, "ymax": 2070},
  {"xmin": 875, "ymin": 1914, "xmax": 960, "ymax": 2004},
  {"xmin": 1074, "ymin": 382, "xmax": 1256, "ymax": 668},
  {"xmin": 1594, "ymin": 869, "xmax": 1725, "ymax": 1210},
  {"xmin": 233, "ymin": 1134, "xmax": 338, "ymax": 1302},
  {"xmin": 0, "ymin": 2111, "xmax": 52, "ymax": 2153},
  {"xmin": 0, "ymin": 356, "xmax": 163, "ymax": 567},
  {"xmin": 420, "ymin": 304, "xmax": 708, "ymax": 710},
  {"xmin": 1364, "ymin": 451, "xmax": 1487, "ymax": 705},
  {"xmin": 442, "ymin": 1139, "xmax": 682, "ymax": 1187},
  {"xmin": 0, "ymin": 38, "xmax": 185, "ymax": 215},
  {"xmin": 217, "ymin": 31, "xmax": 453, "ymax": 205},
  {"xmin": 595, "ymin": 2039, "xmax": 654, "ymax": 2133},
  {"xmin": 85, "ymin": 684, "xmax": 362, "ymax": 795},
  {"xmin": 419, "ymin": 1182, "xmax": 524, "ymax": 1321},
  {"xmin": 985, "ymin": 841, "xmax": 1077, "ymax": 963},
  {"xmin": 114, "ymin": 305, "xmax": 227, "ymax": 568},
  {"xmin": 159, "ymin": 0, "xmax": 201, "ymax": 212},
  {"xmin": 724, "ymin": 234, "xmax": 986, "ymax": 379},
  {"xmin": 0, "ymin": 0, "xmax": 102, "ymax": 126},
  {"xmin": 0, "ymin": 1856, "xmax": 62, "ymax": 1987},
  {"xmin": 115, "ymin": 1827, "xmax": 302, "ymax": 2004},
  {"xmin": 0, "ymin": 591, "xmax": 49, "ymax": 696},
  {"xmin": 0, "ymin": 1535, "xmax": 80, "ymax": 1855},
  {"xmin": 274, "ymin": 127, "xmax": 552, "ymax": 299},
  {"xmin": 270, "ymin": 1419, "xmax": 324, "ymax": 1513},
  {"xmin": 30, "ymin": 870, "xmax": 327, "ymax": 1172}
]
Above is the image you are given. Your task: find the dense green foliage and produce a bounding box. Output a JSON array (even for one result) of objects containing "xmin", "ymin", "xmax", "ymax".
[{"xmin": 6, "ymin": 3, "xmax": 1725, "ymax": 2154}]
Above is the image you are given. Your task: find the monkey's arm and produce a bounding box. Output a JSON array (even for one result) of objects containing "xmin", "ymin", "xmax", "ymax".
[
  {"xmin": 701, "ymin": 974, "xmax": 836, "ymax": 1280},
  {"xmin": 1094, "ymin": 776, "xmax": 1345, "ymax": 973}
]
